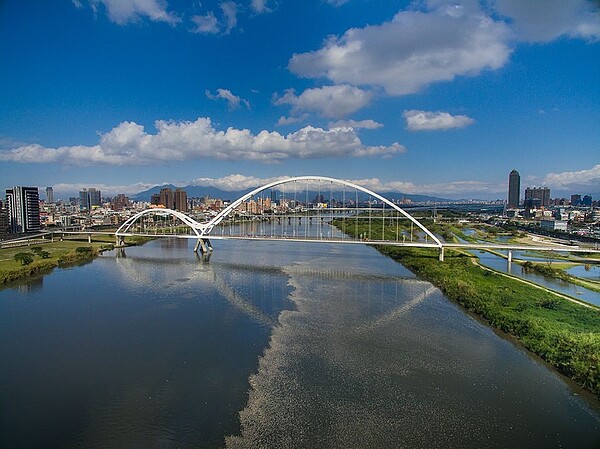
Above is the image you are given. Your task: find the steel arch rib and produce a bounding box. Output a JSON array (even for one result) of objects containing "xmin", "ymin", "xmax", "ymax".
[
  {"xmin": 115, "ymin": 208, "xmax": 205, "ymax": 237},
  {"xmin": 201, "ymin": 175, "xmax": 442, "ymax": 247}
]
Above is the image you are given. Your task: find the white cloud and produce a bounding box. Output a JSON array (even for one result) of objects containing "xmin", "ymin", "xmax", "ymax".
[
  {"xmin": 53, "ymin": 181, "xmax": 156, "ymax": 197},
  {"xmin": 274, "ymin": 85, "xmax": 372, "ymax": 119},
  {"xmin": 276, "ymin": 115, "xmax": 308, "ymax": 126},
  {"xmin": 325, "ymin": 0, "xmax": 349, "ymax": 6},
  {"xmin": 288, "ymin": 3, "xmax": 512, "ymax": 95},
  {"xmin": 191, "ymin": 174, "xmax": 286, "ymax": 191},
  {"xmin": 191, "ymin": 12, "xmax": 220, "ymax": 34},
  {"xmin": 187, "ymin": 174, "xmax": 499, "ymax": 198},
  {"xmin": 352, "ymin": 177, "xmax": 501, "ymax": 197},
  {"xmin": 251, "ymin": 0, "xmax": 272, "ymax": 14},
  {"xmin": 493, "ymin": 0, "xmax": 600, "ymax": 43},
  {"xmin": 403, "ymin": 110, "xmax": 475, "ymax": 131},
  {"xmin": 328, "ymin": 119, "xmax": 383, "ymax": 130},
  {"xmin": 543, "ymin": 164, "xmax": 600, "ymax": 189},
  {"xmin": 0, "ymin": 117, "xmax": 404, "ymax": 166},
  {"xmin": 220, "ymin": 1, "xmax": 238, "ymax": 34},
  {"xmin": 87, "ymin": 0, "xmax": 180, "ymax": 25},
  {"xmin": 206, "ymin": 88, "xmax": 251, "ymax": 109}
]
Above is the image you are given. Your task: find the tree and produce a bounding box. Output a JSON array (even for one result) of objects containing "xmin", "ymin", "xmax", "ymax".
[{"xmin": 14, "ymin": 252, "xmax": 34, "ymax": 266}]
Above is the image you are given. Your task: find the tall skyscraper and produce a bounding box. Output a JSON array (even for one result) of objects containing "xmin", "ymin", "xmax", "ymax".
[
  {"xmin": 46, "ymin": 186, "xmax": 54, "ymax": 204},
  {"xmin": 5, "ymin": 186, "xmax": 41, "ymax": 233},
  {"xmin": 174, "ymin": 188, "xmax": 188, "ymax": 212},
  {"xmin": 507, "ymin": 169, "xmax": 520, "ymax": 208}
]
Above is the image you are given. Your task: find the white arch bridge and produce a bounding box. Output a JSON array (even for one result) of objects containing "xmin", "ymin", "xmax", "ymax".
[{"xmin": 114, "ymin": 175, "xmax": 597, "ymax": 263}]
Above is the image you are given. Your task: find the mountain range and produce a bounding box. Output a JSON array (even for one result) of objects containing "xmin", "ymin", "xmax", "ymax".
[{"xmin": 131, "ymin": 184, "xmax": 455, "ymax": 204}]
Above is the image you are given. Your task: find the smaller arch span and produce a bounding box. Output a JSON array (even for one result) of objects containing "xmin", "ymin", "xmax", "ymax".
[{"xmin": 115, "ymin": 207, "xmax": 206, "ymax": 238}]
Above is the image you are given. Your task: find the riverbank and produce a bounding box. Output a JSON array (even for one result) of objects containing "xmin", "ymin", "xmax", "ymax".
[{"xmin": 0, "ymin": 236, "xmax": 149, "ymax": 286}]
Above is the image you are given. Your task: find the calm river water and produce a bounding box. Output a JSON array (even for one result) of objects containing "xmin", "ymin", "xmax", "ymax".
[{"xmin": 1, "ymin": 238, "xmax": 599, "ymax": 448}]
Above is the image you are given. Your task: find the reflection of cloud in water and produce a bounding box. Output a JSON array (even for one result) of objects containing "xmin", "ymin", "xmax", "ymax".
[
  {"xmin": 112, "ymin": 250, "xmax": 277, "ymax": 328},
  {"xmin": 226, "ymin": 260, "xmax": 465, "ymax": 449}
]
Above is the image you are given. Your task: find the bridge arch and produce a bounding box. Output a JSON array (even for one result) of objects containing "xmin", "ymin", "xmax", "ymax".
[
  {"xmin": 115, "ymin": 208, "xmax": 205, "ymax": 237},
  {"xmin": 201, "ymin": 175, "xmax": 442, "ymax": 248}
]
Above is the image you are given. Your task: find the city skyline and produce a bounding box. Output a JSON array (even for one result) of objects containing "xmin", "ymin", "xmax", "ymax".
[{"xmin": 1, "ymin": 0, "xmax": 599, "ymax": 200}]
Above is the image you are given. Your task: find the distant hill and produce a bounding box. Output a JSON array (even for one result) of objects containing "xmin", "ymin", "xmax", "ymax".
[{"xmin": 132, "ymin": 184, "xmax": 454, "ymax": 204}]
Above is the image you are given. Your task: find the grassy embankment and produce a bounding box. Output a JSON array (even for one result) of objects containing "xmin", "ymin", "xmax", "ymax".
[
  {"xmin": 333, "ymin": 216, "xmax": 600, "ymax": 397},
  {"xmin": 0, "ymin": 234, "xmax": 149, "ymax": 286}
]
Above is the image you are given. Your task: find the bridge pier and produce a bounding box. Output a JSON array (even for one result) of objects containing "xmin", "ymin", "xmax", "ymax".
[
  {"xmin": 88, "ymin": 234, "xmax": 92, "ymax": 244},
  {"xmin": 507, "ymin": 250, "xmax": 512, "ymax": 273},
  {"xmin": 438, "ymin": 247, "xmax": 444, "ymax": 262},
  {"xmin": 115, "ymin": 236, "xmax": 125, "ymax": 247},
  {"xmin": 194, "ymin": 238, "xmax": 213, "ymax": 254}
]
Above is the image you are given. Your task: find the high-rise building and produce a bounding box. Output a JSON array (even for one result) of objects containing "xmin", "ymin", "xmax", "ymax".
[
  {"xmin": 46, "ymin": 186, "xmax": 54, "ymax": 204},
  {"xmin": 79, "ymin": 188, "xmax": 102, "ymax": 211},
  {"xmin": 524, "ymin": 187, "xmax": 551, "ymax": 208},
  {"xmin": 174, "ymin": 188, "xmax": 188, "ymax": 212},
  {"xmin": 159, "ymin": 188, "xmax": 174, "ymax": 209},
  {"xmin": 79, "ymin": 189, "xmax": 90, "ymax": 211},
  {"xmin": 571, "ymin": 194, "xmax": 581, "ymax": 206},
  {"xmin": 111, "ymin": 194, "xmax": 130, "ymax": 211},
  {"xmin": 150, "ymin": 193, "xmax": 161, "ymax": 206},
  {"xmin": 5, "ymin": 186, "xmax": 41, "ymax": 233},
  {"xmin": 88, "ymin": 188, "xmax": 101, "ymax": 208},
  {"xmin": 582, "ymin": 195, "xmax": 593, "ymax": 207},
  {"xmin": 507, "ymin": 169, "xmax": 520, "ymax": 208}
]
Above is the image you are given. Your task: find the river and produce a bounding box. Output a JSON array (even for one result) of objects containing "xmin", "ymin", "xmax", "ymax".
[{"xmin": 1, "ymin": 238, "xmax": 599, "ymax": 448}]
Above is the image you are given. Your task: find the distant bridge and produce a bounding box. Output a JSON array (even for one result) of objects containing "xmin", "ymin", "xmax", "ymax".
[{"xmin": 112, "ymin": 176, "xmax": 600, "ymax": 263}]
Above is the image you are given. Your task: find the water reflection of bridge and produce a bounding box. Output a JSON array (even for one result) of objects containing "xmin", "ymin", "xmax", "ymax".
[{"xmin": 113, "ymin": 176, "xmax": 600, "ymax": 265}]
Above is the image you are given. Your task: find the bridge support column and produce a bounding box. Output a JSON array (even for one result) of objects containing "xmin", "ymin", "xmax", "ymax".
[
  {"xmin": 115, "ymin": 236, "xmax": 125, "ymax": 247},
  {"xmin": 438, "ymin": 247, "xmax": 444, "ymax": 262},
  {"xmin": 194, "ymin": 238, "xmax": 213, "ymax": 254},
  {"xmin": 507, "ymin": 250, "xmax": 512, "ymax": 273},
  {"xmin": 88, "ymin": 234, "xmax": 92, "ymax": 244}
]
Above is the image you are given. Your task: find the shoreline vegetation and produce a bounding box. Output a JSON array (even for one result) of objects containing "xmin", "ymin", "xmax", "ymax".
[
  {"xmin": 333, "ymin": 217, "xmax": 600, "ymax": 398},
  {"xmin": 0, "ymin": 235, "xmax": 150, "ymax": 286}
]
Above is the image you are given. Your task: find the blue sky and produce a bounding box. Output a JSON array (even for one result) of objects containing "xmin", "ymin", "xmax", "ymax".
[{"xmin": 1, "ymin": 0, "xmax": 599, "ymax": 200}]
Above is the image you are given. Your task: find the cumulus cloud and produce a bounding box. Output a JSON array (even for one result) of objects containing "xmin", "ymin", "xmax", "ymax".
[
  {"xmin": 86, "ymin": 0, "xmax": 180, "ymax": 25},
  {"xmin": 494, "ymin": 0, "xmax": 600, "ymax": 43},
  {"xmin": 328, "ymin": 119, "xmax": 383, "ymax": 130},
  {"xmin": 191, "ymin": 12, "xmax": 220, "ymax": 34},
  {"xmin": 403, "ymin": 110, "xmax": 475, "ymax": 131},
  {"xmin": 206, "ymin": 88, "xmax": 251, "ymax": 109},
  {"xmin": 543, "ymin": 164, "xmax": 600, "ymax": 189},
  {"xmin": 289, "ymin": 3, "xmax": 511, "ymax": 95},
  {"xmin": 0, "ymin": 118, "xmax": 404, "ymax": 166},
  {"xmin": 273, "ymin": 85, "xmax": 372, "ymax": 119}
]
